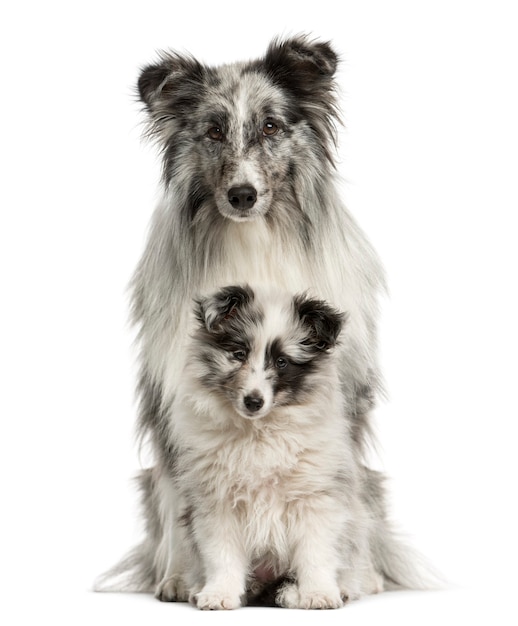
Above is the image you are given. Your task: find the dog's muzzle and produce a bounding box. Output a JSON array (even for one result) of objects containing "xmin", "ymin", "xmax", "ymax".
[{"xmin": 227, "ymin": 186, "xmax": 257, "ymax": 210}]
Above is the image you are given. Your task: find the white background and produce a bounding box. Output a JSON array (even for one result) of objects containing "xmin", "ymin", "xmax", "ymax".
[{"xmin": 1, "ymin": 1, "xmax": 517, "ymax": 624}]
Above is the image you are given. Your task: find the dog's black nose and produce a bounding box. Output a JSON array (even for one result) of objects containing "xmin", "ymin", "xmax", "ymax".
[
  {"xmin": 228, "ymin": 186, "xmax": 257, "ymax": 210},
  {"xmin": 244, "ymin": 395, "xmax": 264, "ymax": 413}
]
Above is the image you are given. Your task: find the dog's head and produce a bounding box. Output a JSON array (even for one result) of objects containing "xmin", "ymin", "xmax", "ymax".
[
  {"xmin": 193, "ymin": 285, "xmax": 345, "ymax": 420},
  {"xmin": 137, "ymin": 35, "xmax": 339, "ymax": 223}
]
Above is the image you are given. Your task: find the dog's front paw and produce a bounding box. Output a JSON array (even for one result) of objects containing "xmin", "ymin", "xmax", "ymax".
[
  {"xmin": 299, "ymin": 590, "xmax": 344, "ymax": 610},
  {"xmin": 277, "ymin": 583, "xmax": 343, "ymax": 609},
  {"xmin": 365, "ymin": 570, "xmax": 385, "ymax": 595},
  {"xmin": 194, "ymin": 589, "xmax": 242, "ymax": 610},
  {"xmin": 155, "ymin": 575, "xmax": 188, "ymax": 602}
]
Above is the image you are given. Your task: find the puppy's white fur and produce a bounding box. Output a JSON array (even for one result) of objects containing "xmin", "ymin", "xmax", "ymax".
[{"xmin": 154, "ymin": 286, "xmax": 382, "ymax": 609}]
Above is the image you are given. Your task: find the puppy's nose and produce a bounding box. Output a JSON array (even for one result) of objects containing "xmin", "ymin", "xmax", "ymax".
[
  {"xmin": 244, "ymin": 394, "xmax": 264, "ymax": 413},
  {"xmin": 228, "ymin": 186, "xmax": 257, "ymax": 210}
]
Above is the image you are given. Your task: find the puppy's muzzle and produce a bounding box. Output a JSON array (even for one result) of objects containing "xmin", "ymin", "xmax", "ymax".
[{"xmin": 243, "ymin": 393, "xmax": 264, "ymax": 413}]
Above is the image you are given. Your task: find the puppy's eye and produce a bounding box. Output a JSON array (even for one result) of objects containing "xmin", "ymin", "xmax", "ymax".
[
  {"xmin": 262, "ymin": 120, "xmax": 279, "ymax": 137},
  {"xmin": 233, "ymin": 350, "xmax": 247, "ymax": 362},
  {"xmin": 275, "ymin": 356, "xmax": 288, "ymax": 369},
  {"xmin": 315, "ymin": 341, "xmax": 328, "ymax": 350},
  {"xmin": 208, "ymin": 126, "xmax": 224, "ymax": 141}
]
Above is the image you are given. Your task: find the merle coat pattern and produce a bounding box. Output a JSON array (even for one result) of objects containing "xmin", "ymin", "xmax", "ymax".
[
  {"xmin": 96, "ymin": 35, "xmax": 433, "ymax": 608},
  {"xmin": 158, "ymin": 284, "xmax": 380, "ymax": 609}
]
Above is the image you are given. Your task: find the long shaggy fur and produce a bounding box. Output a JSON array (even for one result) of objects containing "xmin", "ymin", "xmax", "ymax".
[
  {"xmin": 157, "ymin": 285, "xmax": 379, "ymax": 609},
  {"xmin": 96, "ymin": 35, "xmax": 436, "ymax": 606}
]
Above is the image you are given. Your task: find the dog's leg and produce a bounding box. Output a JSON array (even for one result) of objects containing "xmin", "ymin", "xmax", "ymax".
[
  {"xmin": 152, "ymin": 473, "xmax": 190, "ymax": 602},
  {"xmin": 278, "ymin": 498, "xmax": 344, "ymax": 609},
  {"xmin": 154, "ymin": 523, "xmax": 189, "ymax": 602},
  {"xmin": 336, "ymin": 507, "xmax": 384, "ymax": 601},
  {"xmin": 337, "ymin": 562, "xmax": 384, "ymax": 601},
  {"xmin": 190, "ymin": 511, "xmax": 247, "ymax": 610}
]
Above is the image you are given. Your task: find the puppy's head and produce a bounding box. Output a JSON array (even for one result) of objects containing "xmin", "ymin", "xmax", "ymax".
[{"xmin": 193, "ymin": 285, "xmax": 345, "ymax": 420}]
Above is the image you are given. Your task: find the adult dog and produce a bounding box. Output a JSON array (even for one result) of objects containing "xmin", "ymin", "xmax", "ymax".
[{"xmin": 97, "ymin": 35, "xmax": 430, "ymax": 605}]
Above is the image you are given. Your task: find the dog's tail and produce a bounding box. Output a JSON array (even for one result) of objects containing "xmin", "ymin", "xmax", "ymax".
[
  {"xmin": 93, "ymin": 469, "xmax": 159, "ymax": 593},
  {"xmin": 373, "ymin": 527, "xmax": 444, "ymax": 591},
  {"xmin": 365, "ymin": 468, "xmax": 445, "ymax": 591},
  {"xmin": 93, "ymin": 542, "xmax": 156, "ymax": 593}
]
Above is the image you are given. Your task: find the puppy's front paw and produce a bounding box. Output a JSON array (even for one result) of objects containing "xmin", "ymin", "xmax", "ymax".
[
  {"xmin": 277, "ymin": 582, "xmax": 343, "ymax": 609},
  {"xmin": 194, "ymin": 589, "xmax": 241, "ymax": 610},
  {"xmin": 155, "ymin": 575, "xmax": 188, "ymax": 602}
]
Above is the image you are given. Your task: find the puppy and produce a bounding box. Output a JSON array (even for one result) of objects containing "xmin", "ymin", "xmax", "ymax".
[{"xmin": 155, "ymin": 284, "xmax": 385, "ymax": 609}]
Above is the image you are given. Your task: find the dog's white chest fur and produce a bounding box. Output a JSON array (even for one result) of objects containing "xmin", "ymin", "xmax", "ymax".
[{"xmin": 216, "ymin": 220, "xmax": 309, "ymax": 291}]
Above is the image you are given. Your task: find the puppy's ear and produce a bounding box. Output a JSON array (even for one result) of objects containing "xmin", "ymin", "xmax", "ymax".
[
  {"xmin": 294, "ymin": 294, "xmax": 346, "ymax": 351},
  {"xmin": 138, "ymin": 51, "xmax": 205, "ymax": 112},
  {"xmin": 263, "ymin": 35, "xmax": 338, "ymax": 91},
  {"xmin": 196, "ymin": 285, "xmax": 253, "ymax": 333}
]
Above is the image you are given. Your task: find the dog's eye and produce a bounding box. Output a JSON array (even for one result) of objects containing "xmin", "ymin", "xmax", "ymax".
[
  {"xmin": 275, "ymin": 356, "xmax": 288, "ymax": 369},
  {"xmin": 233, "ymin": 350, "xmax": 247, "ymax": 362},
  {"xmin": 262, "ymin": 120, "xmax": 279, "ymax": 137},
  {"xmin": 208, "ymin": 126, "xmax": 224, "ymax": 141},
  {"xmin": 315, "ymin": 341, "xmax": 328, "ymax": 350}
]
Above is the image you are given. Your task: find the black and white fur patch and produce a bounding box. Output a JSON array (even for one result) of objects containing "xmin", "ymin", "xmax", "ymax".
[
  {"xmin": 192, "ymin": 285, "xmax": 345, "ymax": 419},
  {"xmin": 167, "ymin": 285, "xmax": 379, "ymax": 608}
]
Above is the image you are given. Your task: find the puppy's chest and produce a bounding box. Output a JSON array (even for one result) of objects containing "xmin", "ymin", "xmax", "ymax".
[{"xmin": 210, "ymin": 433, "xmax": 319, "ymax": 506}]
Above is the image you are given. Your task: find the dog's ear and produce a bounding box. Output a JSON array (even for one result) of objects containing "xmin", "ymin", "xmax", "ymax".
[
  {"xmin": 262, "ymin": 35, "xmax": 340, "ymax": 162},
  {"xmin": 294, "ymin": 294, "xmax": 346, "ymax": 351},
  {"xmin": 196, "ymin": 285, "xmax": 253, "ymax": 333},
  {"xmin": 263, "ymin": 35, "xmax": 338, "ymax": 92},
  {"xmin": 138, "ymin": 51, "xmax": 205, "ymax": 112}
]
